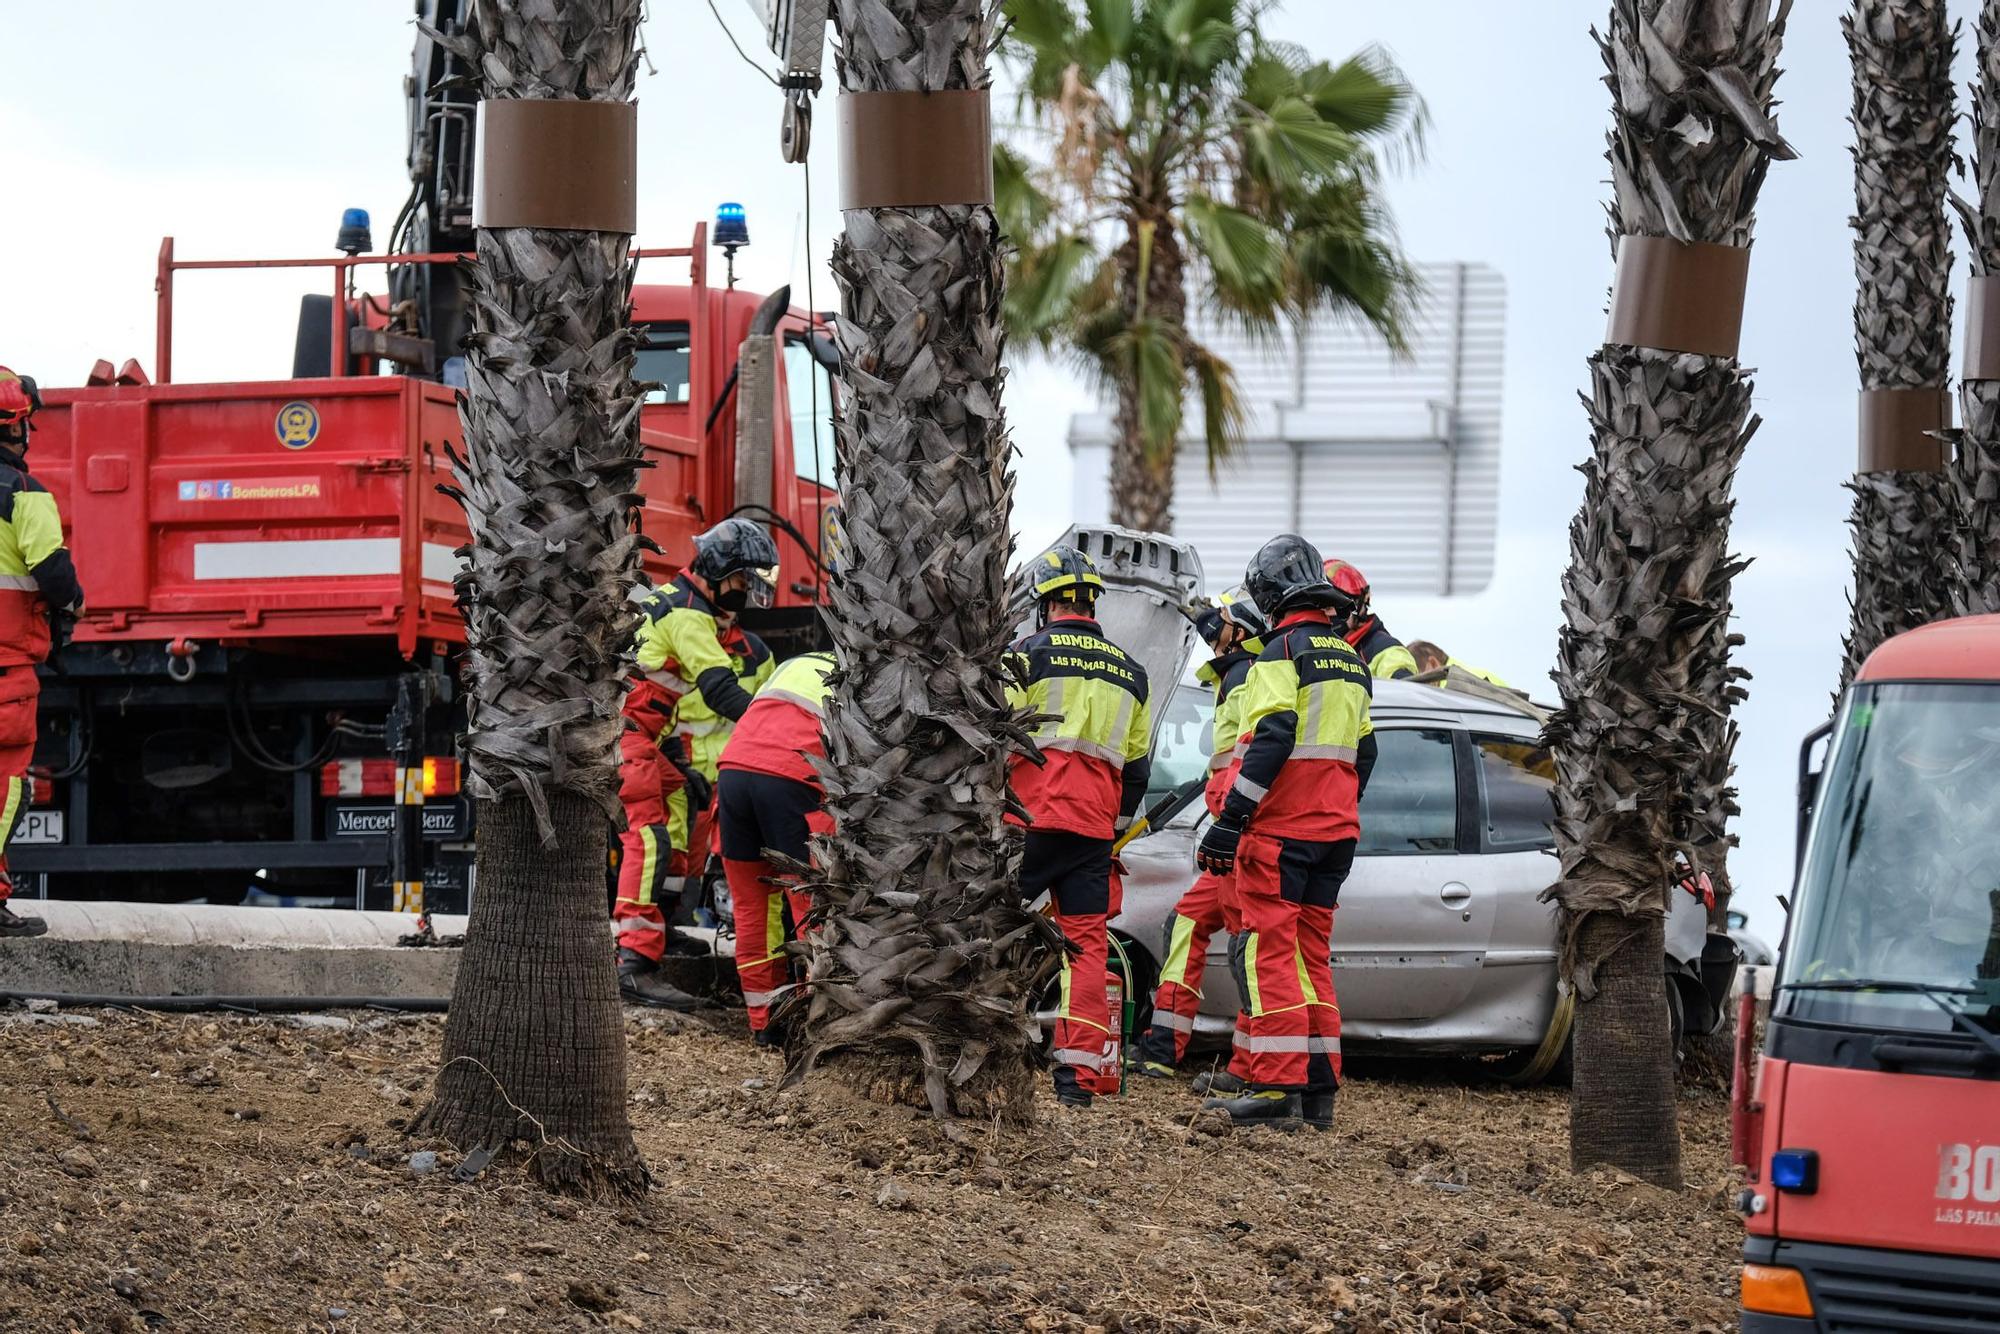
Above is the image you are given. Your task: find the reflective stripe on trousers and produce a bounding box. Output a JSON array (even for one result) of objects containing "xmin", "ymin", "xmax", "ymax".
[{"xmin": 1244, "ymin": 1035, "xmax": 1341, "ymax": 1053}]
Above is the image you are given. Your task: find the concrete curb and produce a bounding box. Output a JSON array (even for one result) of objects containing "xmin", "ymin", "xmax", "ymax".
[{"xmin": 0, "ymin": 902, "xmax": 469, "ymax": 1004}]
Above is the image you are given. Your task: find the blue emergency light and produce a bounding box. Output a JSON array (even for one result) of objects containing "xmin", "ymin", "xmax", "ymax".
[
  {"xmin": 715, "ymin": 202, "xmax": 750, "ymax": 250},
  {"xmin": 336, "ymin": 207, "xmax": 373, "ymax": 256},
  {"xmin": 1770, "ymin": 1148, "xmax": 1819, "ymax": 1194}
]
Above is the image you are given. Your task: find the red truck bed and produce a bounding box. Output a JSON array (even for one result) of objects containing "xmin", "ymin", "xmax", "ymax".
[
  {"xmin": 35, "ymin": 374, "xmax": 732, "ymax": 660},
  {"xmin": 37, "ymin": 377, "xmax": 472, "ymax": 659}
]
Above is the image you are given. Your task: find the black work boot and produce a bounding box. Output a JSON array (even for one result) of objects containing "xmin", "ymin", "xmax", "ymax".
[
  {"xmin": 1129, "ymin": 1032, "xmax": 1178, "ymax": 1079},
  {"xmin": 1202, "ymin": 1088, "xmax": 1302, "ymax": 1130},
  {"xmin": 1303, "ymin": 1088, "xmax": 1337, "ymax": 1132},
  {"xmin": 617, "ymin": 947, "xmax": 707, "ymax": 1011},
  {"xmin": 1191, "ymin": 1069, "xmax": 1246, "ymax": 1097},
  {"xmin": 1052, "ymin": 1066, "xmax": 1094, "ymax": 1109},
  {"xmin": 0, "ymin": 903, "xmax": 47, "ymax": 939}
]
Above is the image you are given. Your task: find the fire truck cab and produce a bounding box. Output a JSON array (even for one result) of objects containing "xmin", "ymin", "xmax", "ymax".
[{"xmin": 1738, "ymin": 615, "xmax": 2000, "ymax": 1329}]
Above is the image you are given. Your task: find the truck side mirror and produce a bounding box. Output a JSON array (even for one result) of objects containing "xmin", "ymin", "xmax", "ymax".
[{"xmin": 1794, "ymin": 718, "xmax": 1833, "ymax": 873}]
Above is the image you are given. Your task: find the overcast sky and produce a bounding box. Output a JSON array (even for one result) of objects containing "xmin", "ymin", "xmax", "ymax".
[{"xmin": 1, "ymin": 2, "xmax": 1974, "ymax": 940}]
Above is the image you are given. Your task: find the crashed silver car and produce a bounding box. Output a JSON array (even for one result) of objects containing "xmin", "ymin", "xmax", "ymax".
[{"xmin": 1108, "ymin": 672, "xmax": 1737, "ymax": 1078}]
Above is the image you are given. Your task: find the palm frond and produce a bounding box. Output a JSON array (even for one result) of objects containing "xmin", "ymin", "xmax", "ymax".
[
  {"xmin": 994, "ymin": 0, "xmax": 1423, "ymax": 525},
  {"xmin": 1006, "ymin": 233, "xmax": 1105, "ymax": 347},
  {"xmin": 1183, "ymin": 192, "xmax": 1286, "ymax": 321},
  {"xmin": 1186, "ymin": 336, "xmax": 1247, "ymax": 474}
]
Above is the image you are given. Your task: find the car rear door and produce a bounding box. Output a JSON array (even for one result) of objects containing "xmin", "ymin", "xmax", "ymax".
[{"xmin": 1331, "ymin": 722, "xmax": 1500, "ymax": 1026}]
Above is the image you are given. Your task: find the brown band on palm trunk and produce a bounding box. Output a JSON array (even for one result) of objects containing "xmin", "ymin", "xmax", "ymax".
[
  {"xmin": 1857, "ymin": 387, "xmax": 1949, "ymax": 473},
  {"xmin": 1964, "ymin": 275, "xmax": 2000, "ymax": 380},
  {"xmin": 837, "ymin": 90, "xmax": 994, "ymax": 210},
  {"xmin": 474, "ymin": 99, "xmax": 638, "ymax": 233},
  {"xmin": 1604, "ymin": 236, "xmax": 1751, "ymax": 359}
]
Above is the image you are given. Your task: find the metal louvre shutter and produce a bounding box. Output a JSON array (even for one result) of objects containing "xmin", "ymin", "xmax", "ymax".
[
  {"xmin": 1170, "ymin": 439, "xmax": 1294, "ymax": 593},
  {"xmin": 1065, "ymin": 262, "xmax": 1505, "ymax": 596}
]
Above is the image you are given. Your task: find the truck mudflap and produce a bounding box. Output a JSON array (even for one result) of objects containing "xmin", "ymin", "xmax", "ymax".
[
  {"xmin": 1742, "ymin": 1235, "xmax": 2000, "ymax": 1331},
  {"xmin": 1011, "ymin": 524, "xmax": 1205, "ymax": 761}
]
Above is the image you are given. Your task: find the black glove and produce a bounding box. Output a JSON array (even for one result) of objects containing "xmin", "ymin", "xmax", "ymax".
[
  {"xmin": 661, "ymin": 736, "xmax": 713, "ymax": 811},
  {"xmin": 1196, "ymin": 812, "xmax": 1246, "ymax": 876},
  {"xmin": 679, "ymin": 765, "xmax": 713, "ymax": 813}
]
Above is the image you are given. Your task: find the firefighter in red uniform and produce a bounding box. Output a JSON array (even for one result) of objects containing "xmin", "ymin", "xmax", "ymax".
[
  {"xmin": 1006, "ymin": 548, "xmax": 1152, "ymax": 1108},
  {"xmin": 0, "ymin": 370, "xmax": 80, "ymax": 939},
  {"xmin": 614, "ymin": 518, "xmax": 779, "ymax": 1007},
  {"xmin": 1197, "ymin": 536, "xmax": 1375, "ymax": 1130},
  {"xmin": 1131, "ymin": 594, "xmax": 1267, "ymax": 1084},
  {"xmin": 1323, "ymin": 558, "xmax": 1418, "ymax": 680},
  {"xmin": 716, "ymin": 650, "xmax": 834, "ymax": 1046}
]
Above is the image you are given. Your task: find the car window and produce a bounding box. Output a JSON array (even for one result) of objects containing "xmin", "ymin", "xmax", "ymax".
[
  {"xmin": 1147, "ymin": 682, "xmax": 1212, "ymax": 814},
  {"xmin": 1471, "ymin": 733, "xmax": 1556, "ymax": 851},
  {"xmin": 1357, "ymin": 728, "xmax": 1458, "ymax": 855}
]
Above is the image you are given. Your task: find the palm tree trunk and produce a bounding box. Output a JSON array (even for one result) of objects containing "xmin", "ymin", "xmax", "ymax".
[
  {"xmin": 419, "ymin": 793, "xmax": 642, "ymax": 1194},
  {"xmin": 1842, "ymin": 0, "xmax": 1957, "ymax": 683},
  {"xmin": 1110, "ymin": 380, "xmax": 1173, "ymax": 532},
  {"xmin": 1548, "ymin": 0, "xmax": 1792, "ymax": 1189},
  {"xmin": 1954, "ymin": 2, "xmax": 2000, "ymax": 615},
  {"xmin": 1108, "ymin": 209, "xmax": 1187, "ymax": 533},
  {"xmin": 410, "ymin": 0, "xmax": 648, "ymax": 1197},
  {"xmin": 790, "ymin": 0, "xmax": 1051, "ymax": 1122}
]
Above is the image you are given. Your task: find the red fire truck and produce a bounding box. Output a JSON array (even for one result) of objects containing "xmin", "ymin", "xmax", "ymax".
[
  {"xmin": 13, "ymin": 5, "xmax": 836, "ymax": 910},
  {"xmin": 1735, "ymin": 615, "xmax": 2000, "ymax": 1329}
]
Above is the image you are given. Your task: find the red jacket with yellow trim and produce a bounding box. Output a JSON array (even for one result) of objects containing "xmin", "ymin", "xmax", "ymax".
[
  {"xmin": 717, "ymin": 652, "xmax": 835, "ymax": 788},
  {"xmin": 1005, "ymin": 615, "xmax": 1153, "ymax": 840},
  {"xmin": 1225, "ymin": 610, "xmax": 1377, "ymax": 842},
  {"xmin": 0, "ymin": 455, "xmax": 82, "ymax": 668}
]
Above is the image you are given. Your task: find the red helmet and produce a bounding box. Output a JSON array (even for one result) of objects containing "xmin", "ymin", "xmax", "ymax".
[
  {"xmin": 1322, "ymin": 557, "xmax": 1370, "ymax": 618},
  {"xmin": 0, "ymin": 367, "xmax": 38, "ymax": 429}
]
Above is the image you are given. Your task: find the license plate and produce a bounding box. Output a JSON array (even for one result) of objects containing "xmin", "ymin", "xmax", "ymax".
[{"xmin": 12, "ymin": 810, "xmax": 64, "ymax": 845}]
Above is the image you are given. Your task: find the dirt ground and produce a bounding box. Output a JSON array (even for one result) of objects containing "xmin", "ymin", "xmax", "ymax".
[{"xmin": 0, "ymin": 1006, "xmax": 1744, "ymax": 1333}]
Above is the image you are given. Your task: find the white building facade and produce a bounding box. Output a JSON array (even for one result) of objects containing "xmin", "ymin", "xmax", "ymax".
[{"xmin": 1068, "ymin": 261, "xmax": 1506, "ymax": 597}]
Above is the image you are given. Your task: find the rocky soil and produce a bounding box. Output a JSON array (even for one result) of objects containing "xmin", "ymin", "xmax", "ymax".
[{"xmin": 0, "ymin": 1006, "xmax": 1742, "ymax": 1332}]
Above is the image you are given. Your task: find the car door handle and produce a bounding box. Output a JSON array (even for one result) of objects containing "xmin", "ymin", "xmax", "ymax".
[{"xmin": 1439, "ymin": 882, "xmax": 1473, "ymax": 908}]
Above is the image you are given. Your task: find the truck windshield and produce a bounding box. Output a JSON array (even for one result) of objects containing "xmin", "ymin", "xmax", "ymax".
[{"xmin": 1782, "ymin": 683, "xmax": 2000, "ymax": 1034}]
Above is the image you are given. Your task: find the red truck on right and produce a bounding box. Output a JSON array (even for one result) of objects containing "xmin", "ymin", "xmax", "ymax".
[{"xmin": 1736, "ymin": 614, "xmax": 2000, "ymax": 1329}]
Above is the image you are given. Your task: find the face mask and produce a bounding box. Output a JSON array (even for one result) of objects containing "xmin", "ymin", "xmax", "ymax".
[{"xmin": 715, "ymin": 585, "xmax": 750, "ymax": 614}]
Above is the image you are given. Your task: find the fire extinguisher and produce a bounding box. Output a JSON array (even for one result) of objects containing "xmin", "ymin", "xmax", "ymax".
[{"xmin": 1101, "ymin": 934, "xmax": 1136, "ymax": 1096}]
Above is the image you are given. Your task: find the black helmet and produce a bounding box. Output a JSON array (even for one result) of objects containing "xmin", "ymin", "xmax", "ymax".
[
  {"xmin": 1025, "ymin": 544, "xmax": 1104, "ymax": 605},
  {"xmin": 692, "ymin": 517, "xmax": 780, "ymax": 602},
  {"xmin": 1192, "ymin": 604, "xmax": 1227, "ymax": 645},
  {"xmin": 1244, "ymin": 535, "xmax": 1338, "ymax": 619}
]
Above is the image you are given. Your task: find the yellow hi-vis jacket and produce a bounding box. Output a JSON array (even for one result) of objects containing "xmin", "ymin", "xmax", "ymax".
[
  {"xmin": 633, "ymin": 573, "xmax": 775, "ymax": 779},
  {"xmin": 1227, "ymin": 611, "xmax": 1375, "ymax": 842},
  {"xmin": 0, "ymin": 459, "xmax": 80, "ymax": 667},
  {"xmin": 1005, "ymin": 615, "xmax": 1153, "ymax": 840},
  {"xmin": 1349, "ymin": 618, "xmax": 1418, "ymax": 681}
]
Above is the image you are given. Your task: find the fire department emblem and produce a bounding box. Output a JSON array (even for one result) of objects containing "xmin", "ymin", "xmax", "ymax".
[{"xmin": 276, "ymin": 401, "xmax": 320, "ymax": 450}]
